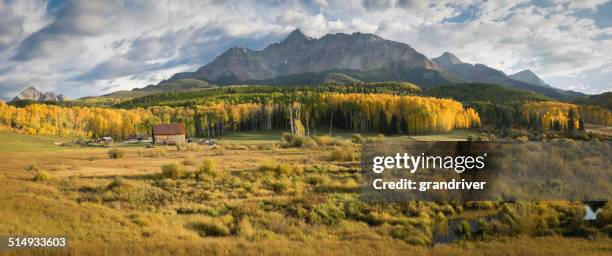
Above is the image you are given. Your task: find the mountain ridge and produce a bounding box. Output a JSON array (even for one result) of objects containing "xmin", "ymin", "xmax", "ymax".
[
  {"xmin": 164, "ymin": 29, "xmax": 454, "ymax": 87},
  {"xmin": 509, "ymin": 69, "xmax": 550, "ymax": 87},
  {"xmin": 431, "ymin": 52, "xmax": 582, "ymax": 99},
  {"xmin": 12, "ymin": 87, "xmax": 68, "ymax": 102},
  {"xmin": 137, "ymin": 29, "xmax": 584, "ymax": 100}
]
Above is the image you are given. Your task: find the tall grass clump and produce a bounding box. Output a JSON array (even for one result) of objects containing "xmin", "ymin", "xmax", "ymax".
[
  {"xmin": 108, "ymin": 148, "xmax": 125, "ymax": 159},
  {"xmin": 161, "ymin": 163, "xmax": 186, "ymax": 179},
  {"xmin": 351, "ymin": 134, "xmax": 363, "ymax": 144},
  {"xmin": 33, "ymin": 170, "xmax": 52, "ymax": 181},
  {"xmin": 182, "ymin": 155, "xmax": 197, "ymax": 166},
  {"xmin": 107, "ymin": 176, "xmax": 127, "ymax": 190},
  {"xmin": 329, "ymin": 147, "xmax": 357, "ymax": 161},
  {"xmin": 188, "ymin": 218, "xmax": 231, "ymax": 237},
  {"xmin": 197, "ymin": 159, "xmax": 218, "ymax": 178},
  {"xmin": 258, "ymin": 161, "xmax": 302, "ymax": 176},
  {"xmin": 280, "ymin": 132, "xmax": 315, "ymax": 148}
]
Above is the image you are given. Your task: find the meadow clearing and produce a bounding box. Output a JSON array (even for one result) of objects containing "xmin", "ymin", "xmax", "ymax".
[{"xmin": 0, "ymin": 131, "xmax": 611, "ymax": 256}]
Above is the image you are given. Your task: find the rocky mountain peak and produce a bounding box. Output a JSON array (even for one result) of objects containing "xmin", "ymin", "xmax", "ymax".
[
  {"xmin": 12, "ymin": 87, "xmax": 67, "ymax": 102},
  {"xmin": 432, "ymin": 52, "xmax": 463, "ymax": 67},
  {"xmin": 510, "ymin": 69, "xmax": 549, "ymax": 87},
  {"xmin": 283, "ymin": 29, "xmax": 312, "ymax": 43},
  {"xmin": 186, "ymin": 29, "xmax": 440, "ymax": 83}
]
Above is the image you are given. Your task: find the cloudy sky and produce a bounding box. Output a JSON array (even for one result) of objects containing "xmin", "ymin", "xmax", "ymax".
[{"xmin": 0, "ymin": 0, "xmax": 611, "ymax": 100}]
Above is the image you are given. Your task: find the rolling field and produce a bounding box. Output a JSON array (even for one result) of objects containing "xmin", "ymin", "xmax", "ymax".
[{"xmin": 0, "ymin": 131, "xmax": 610, "ymax": 256}]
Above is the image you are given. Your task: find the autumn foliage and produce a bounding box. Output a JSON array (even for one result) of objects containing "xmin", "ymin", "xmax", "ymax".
[
  {"xmin": 0, "ymin": 93, "xmax": 480, "ymax": 139},
  {"xmin": 521, "ymin": 101, "xmax": 612, "ymax": 130}
]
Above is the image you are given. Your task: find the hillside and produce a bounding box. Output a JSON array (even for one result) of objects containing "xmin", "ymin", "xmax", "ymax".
[
  {"xmin": 115, "ymin": 83, "xmax": 422, "ymax": 108},
  {"xmin": 134, "ymin": 79, "xmax": 215, "ymax": 92},
  {"xmin": 572, "ymin": 91, "xmax": 612, "ymax": 110},
  {"xmin": 425, "ymin": 83, "xmax": 550, "ymax": 104}
]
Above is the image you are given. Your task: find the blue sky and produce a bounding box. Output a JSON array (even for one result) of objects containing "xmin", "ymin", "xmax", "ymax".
[{"xmin": 0, "ymin": 0, "xmax": 611, "ymax": 99}]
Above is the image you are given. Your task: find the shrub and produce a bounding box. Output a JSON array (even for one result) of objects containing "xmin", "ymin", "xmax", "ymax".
[
  {"xmin": 108, "ymin": 148, "xmax": 125, "ymax": 159},
  {"xmin": 276, "ymin": 163, "xmax": 292, "ymax": 176},
  {"xmin": 107, "ymin": 177, "xmax": 126, "ymax": 190},
  {"xmin": 516, "ymin": 136, "xmax": 529, "ymax": 142},
  {"xmin": 258, "ymin": 162, "xmax": 301, "ymax": 177},
  {"xmin": 329, "ymin": 147, "xmax": 357, "ymax": 161},
  {"xmin": 161, "ymin": 163, "xmax": 186, "ymax": 179},
  {"xmin": 33, "ymin": 170, "xmax": 51, "ymax": 182},
  {"xmin": 281, "ymin": 132, "xmax": 316, "ymax": 148},
  {"xmin": 237, "ymin": 218, "xmax": 256, "ymax": 239},
  {"xmin": 597, "ymin": 204, "xmax": 612, "ymax": 227},
  {"xmin": 197, "ymin": 159, "xmax": 218, "ymax": 178},
  {"xmin": 129, "ymin": 214, "xmax": 149, "ymax": 227},
  {"xmin": 305, "ymin": 174, "xmax": 330, "ymax": 186},
  {"xmin": 365, "ymin": 134, "xmax": 385, "ymax": 143},
  {"xmin": 351, "ymin": 134, "xmax": 363, "ymax": 144},
  {"xmin": 269, "ymin": 179, "xmax": 290, "ymax": 193},
  {"xmin": 310, "ymin": 201, "xmax": 345, "ymax": 225},
  {"xmin": 603, "ymin": 225, "xmax": 612, "ymax": 237},
  {"xmin": 182, "ymin": 155, "xmax": 197, "ymax": 166},
  {"xmin": 188, "ymin": 219, "xmax": 231, "ymax": 237},
  {"xmin": 315, "ymin": 135, "xmax": 333, "ymax": 145},
  {"xmin": 455, "ymin": 220, "xmax": 472, "ymax": 239}
]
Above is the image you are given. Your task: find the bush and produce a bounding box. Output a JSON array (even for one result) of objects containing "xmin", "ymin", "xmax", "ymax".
[
  {"xmin": 351, "ymin": 134, "xmax": 363, "ymax": 144},
  {"xmin": 188, "ymin": 219, "xmax": 231, "ymax": 237},
  {"xmin": 516, "ymin": 136, "xmax": 529, "ymax": 142},
  {"xmin": 33, "ymin": 170, "xmax": 51, "ymax": 181},
  {"xmin": 315, "ymin": 135, "xmax": 333, "ymax": 145},
  {"xmin": 182, "ymin": 155, "xmax": 197, "ymax": 166},
  {"xmin": 108, "ymin": 148, "xmax": 125, "ymax": 159},
  {"xmin": 237, "ymin": 218, "xmax": 256, "ymax": 239},
  {"xmin": 269, "ymin": 179, "xmax": 290, "ymax": 193},
  {"xmin": 161, "ymin": 163, "xmax": 186, "ymax": 179},
  {"xmin": 281, "ymin": 132, "xmax": 316, "ymax": 148},
  {"xmin": 107, "ymin": 177, "xmax": 126, "ymax": 190},
  {"xmin": 329, "ymin": 147, "xmax": 357, "ymax": 161},
  {"xmin": 455, "ymin": 220, "xmax": 472, "ymax": 239},
  {"xmin": 603, "ymin": 225, "xmax": 612, "ymax": 237},
  {"xmin": 258, "ymin": 162, "xmax": 301, "ymax": 177},
  {"xmin": 365, "ymin": 134, "xmax": 385, "ymax": 143},
  {"xmin": 197, "ymin": 159, "xmax": 218, "ymax": 178}
]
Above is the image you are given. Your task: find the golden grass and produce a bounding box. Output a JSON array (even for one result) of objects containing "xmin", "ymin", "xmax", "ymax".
[{"xmin": 0, "ymin": 132, "xmax": 610, "ymax": 255}]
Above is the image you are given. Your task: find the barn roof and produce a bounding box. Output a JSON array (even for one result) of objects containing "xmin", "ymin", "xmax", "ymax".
[{"xmin": 152, "ymin": 123, "xmax": 185, "ymax": 135}]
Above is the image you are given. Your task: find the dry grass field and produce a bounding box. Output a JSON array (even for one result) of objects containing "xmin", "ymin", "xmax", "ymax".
[{"xmin": 0, "ymin": 131, "xmax": 610, "ymax": 256}]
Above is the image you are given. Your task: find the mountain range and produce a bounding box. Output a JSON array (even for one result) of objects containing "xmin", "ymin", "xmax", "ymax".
[
  {"xmin": 430, "ymin": 52, "xmax": 581, "ymax": 99},
  {"xmin": 145, "ymin": 29, "xmax": 583, "ymax": 99},
  {"xmin": 160, "ymin": 29, "xmax": 459, "ymax": 88},
  {"xmin": 12, "ymin": 87, "xmax": 67, "ymax": 102},
  {"xmin": 11, "ymin": 29, "xmax": 589, "ymax": 101}
]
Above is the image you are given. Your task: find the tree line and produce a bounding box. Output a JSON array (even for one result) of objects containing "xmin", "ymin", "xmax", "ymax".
[
  {"xmin": 468, "ymin": 100, "xmax": 612, "ymax": 131},
  {"xmin": 0, "ymin": 92, "xmax": 480, "ymax": 139}
]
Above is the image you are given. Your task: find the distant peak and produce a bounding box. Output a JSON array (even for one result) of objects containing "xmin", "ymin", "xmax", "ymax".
[
  {"xmin": 13, "ymin": 86, "xmax": 66, "ymax": 102},
  {"xmin": 515, "ymin": 69, "xmax": 536, "ymax": 75},
  {"xmin": 440, "ymin": 52, "xmax": 463, "ymax": 63},
  {"xmin": 283, "ymin": 28, "xmax": 313, "ymax": 43},
  {"xmin": 432, "ymin": 52, "xmax": 463, "ymax": 67},
  {"xmin": 510, "ymin": 69, "xmax": 549, "ymax": 87}
]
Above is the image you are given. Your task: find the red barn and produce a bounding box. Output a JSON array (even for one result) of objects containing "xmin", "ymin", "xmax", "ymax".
[{"xmin": 152, "ymin": 124, "xmax": 185, "ymax": 144}]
